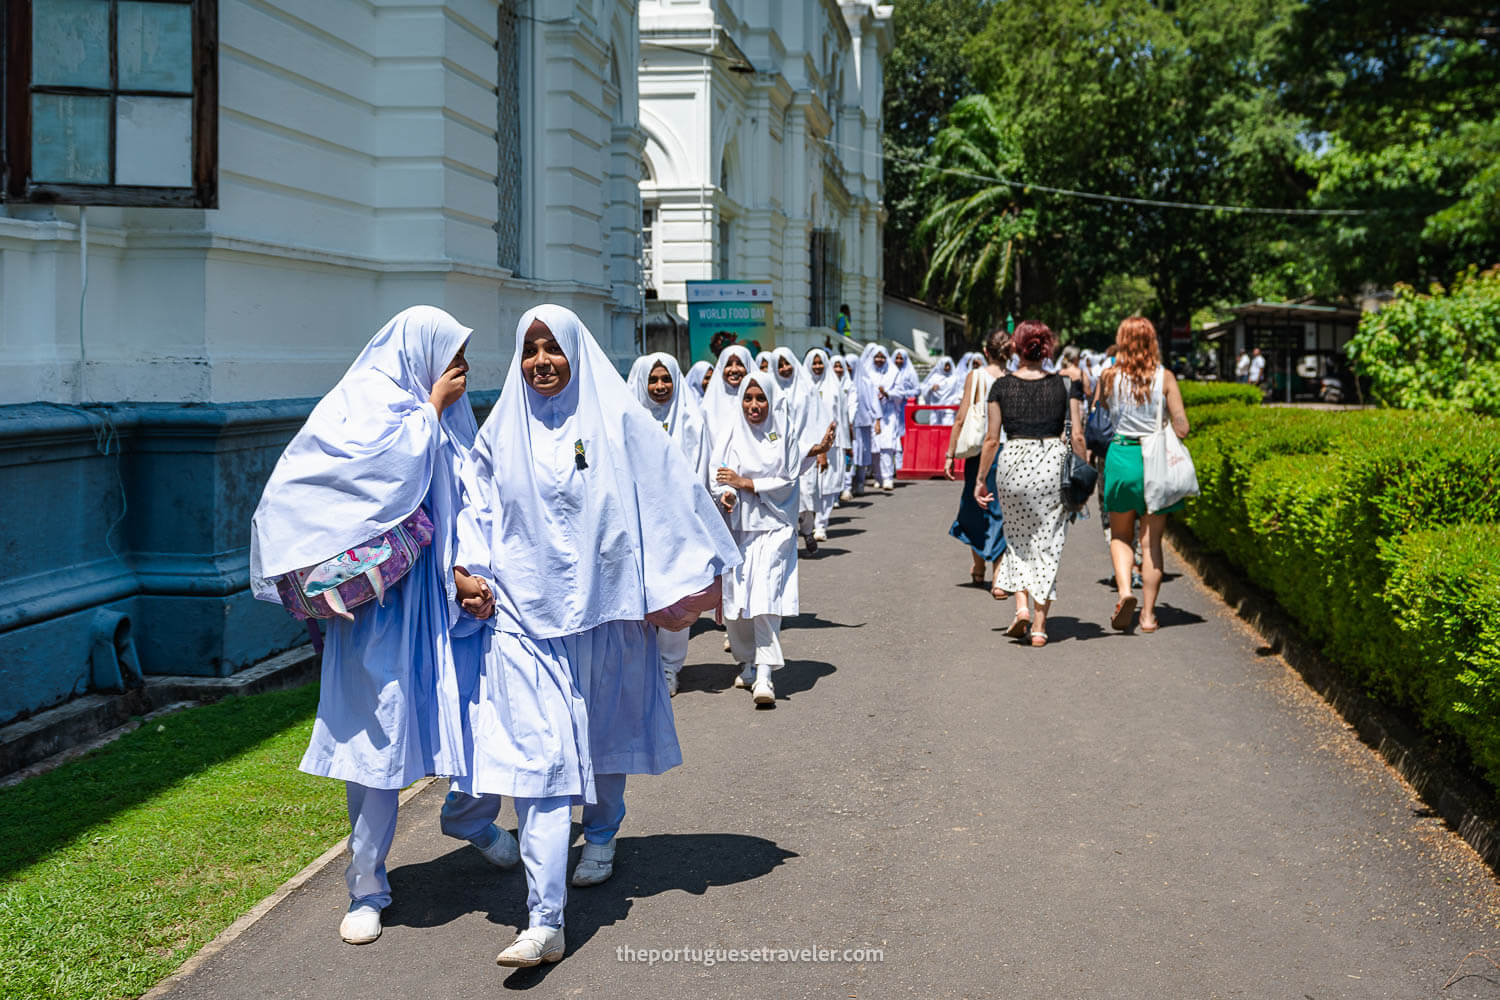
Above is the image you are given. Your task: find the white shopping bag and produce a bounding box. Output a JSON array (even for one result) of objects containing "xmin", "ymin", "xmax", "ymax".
[{"xmin": 1141, "ymin": 370, "xmax": 1199, "ymax": 512}]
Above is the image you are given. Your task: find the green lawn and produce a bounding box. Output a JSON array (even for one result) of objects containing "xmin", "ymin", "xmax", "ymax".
[{"xmin": 0, "ymin": 685, "xmax": 349, "ymax": 1000}]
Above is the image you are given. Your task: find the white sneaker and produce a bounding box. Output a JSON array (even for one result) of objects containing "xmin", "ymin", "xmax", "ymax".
[
  {"xmin": 881, "ymin": 480, "xmax": 895, "ymax": 492},
  {"xmin": 339, "ymin": 902, "xmax": 382, "ymax": 945},
  {"xmin": 839, "ymin": 490, "xmax": 853, "ymax": 502},
  {"xmin": 571, "ymin": 838, "xmax": 615, "ymax": 886},
  {"xmin": 732, "ymin": 664, "xmax": 754, "ymax": 689},
  {"xmin": 496, "ymin": 925, "xmax": 565, "ymax": 967},
  {"xmin": 813, "ymin": 528, "xmax": 828, "ymax": 542},
  {"xmin": 664, "ymin": 667, "xmax": 679, "ymax": 697},
  {"xmin": 476, "ymin": 824, "xmax": 520, "ymax": 868},
  {"xmin": 723, "ymin": 635, "xmax": 732, "ymax": 652},
  {"xmin": 752, "ymin": 676, "xmax": 775, "ymax": 705}
]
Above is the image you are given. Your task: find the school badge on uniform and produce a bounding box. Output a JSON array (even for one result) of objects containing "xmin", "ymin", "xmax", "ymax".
[
  {"xmin": 574, "ymin": 439, "xmax": 588, "ymax": 470},
  {"xmin": 768, "ymin": 431, "xmax": 779, "ymax": 441}
]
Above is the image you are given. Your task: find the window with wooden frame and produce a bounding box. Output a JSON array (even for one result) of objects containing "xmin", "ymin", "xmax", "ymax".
[{"xmin": 3, "ymin": 0, "xmax": 217, "ymax": 206}]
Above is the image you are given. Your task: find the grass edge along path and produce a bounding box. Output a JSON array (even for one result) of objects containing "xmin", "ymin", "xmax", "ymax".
[{"xmin": 0, "ymin": 684, "xmax": 352, "ymax": 1000}]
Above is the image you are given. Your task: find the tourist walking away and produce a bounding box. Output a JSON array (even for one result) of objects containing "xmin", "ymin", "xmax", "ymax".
[
  {"xmin": 973, "ymin": 321, "xmax": 1086, "ymax": 647},
  {"xmin": 443, "ymin": 305, "xmax": 738, "ymax": 968},
  {"xmin": 712, "ymin": 368, "xmax": 801, "ymax": 707},
  {"xmin": 946, "ymin": 329, "xmax": 1010, "ymax": 594},
  {"xmin": 249, "ymin": 306, "xmax": 497, "ymax": 947},
  {"xmin": 628, "ymin": 352, "xmax": 713, "ymax": 695},
  {"xmin": 802, "ymin": 349, "xmax": 850, "ymax": 543},
  {"xmin": 1096, "ymin": 317, "xmax": 1191, "ymax": 634}
]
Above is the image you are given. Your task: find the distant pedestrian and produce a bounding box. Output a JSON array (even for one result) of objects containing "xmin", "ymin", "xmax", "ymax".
[
  {"xmin": 1247, "ymin": 347, "xmax": 1266, "ymax": 387},
  {"xmin": 888, "ymin": 348, "xmax": 921, "ymax": 481},
  {"xmin": 973, "ymin": 320, "xmax": 1085, "ymax": 647},
  {"xmin": 1097, "ymin": 317, "xmax": 1190, "ymax": 634},
  {"xmin": 1234, "ymin": 349, "xmax": 1250, "ymax": 383},
  {"xmin": 836, "ymin": 303, "xmax": 853, "ymax": 339},
  {"xmin": 945, "ymin": 328, "xmax": 1010, "ymax": 594}
]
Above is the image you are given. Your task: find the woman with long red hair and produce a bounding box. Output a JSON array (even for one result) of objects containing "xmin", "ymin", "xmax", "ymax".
[{"xmin": 1095, "ymin": 317, "xmax": 1190, "ymax": 633}]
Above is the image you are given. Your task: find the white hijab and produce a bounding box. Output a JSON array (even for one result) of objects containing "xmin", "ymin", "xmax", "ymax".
[
  {"xmin": 250, "ymin": 305, "xmax": 476, "ymax": 602},
  {"xmin": 685, "ymin": 360, "xmax": 713, "ymax": 400},
  {"xmin": 853, "ymin": 343, "xmax": 888, "ymax": 427},
  {"xmin": 468, "ymin": 305, "xmax": 740, "ymax": 638},
  {"xmin": 712, "ymin": 370, "xmax": 799, "ymax": 532},
  {"xmin": 802, "ymin": 348, "xmax": 849, "ymax": 449},
  {"xmin": 923, "ymin": 356, "xmax": 964, "ymax": 406},
  {"xmin": 890, "ymin": 348, "xmax": 921, "ymax": 398},
  {"xmin": 628, "ymin": 352, "xmax": 710, "ymax": 475},
  {"xmin": 703, "ymin": 345, "xmax": 755, "ymax": 448},
  {"xmin": 771, "ymin": 346, "xmax": 831, "ymax": 460}
]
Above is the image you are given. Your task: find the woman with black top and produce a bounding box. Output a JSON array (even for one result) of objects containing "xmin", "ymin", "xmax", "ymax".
[{"xmin": 973, "ymin": 321, "xmax": 1086, "ymax": 647}]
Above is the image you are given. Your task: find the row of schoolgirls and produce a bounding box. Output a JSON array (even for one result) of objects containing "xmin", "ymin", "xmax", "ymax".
[{"xmin": 249, "ymin": 306, "xmax": 858, "ymax": 968}]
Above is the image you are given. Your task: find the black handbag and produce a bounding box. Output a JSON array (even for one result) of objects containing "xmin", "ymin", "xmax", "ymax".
[{"xmin": 1061, "ymin": 385, "xmax": 1099, "ymax": 512}]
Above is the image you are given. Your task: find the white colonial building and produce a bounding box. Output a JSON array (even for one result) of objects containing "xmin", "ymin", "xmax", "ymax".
[
  {"xmin": 638, "ymin": 0, "xmax": 891, "ymax": 352},
  {"xmin": 0, "ymin": 0, "xmax": 650, "ymax": 732}
]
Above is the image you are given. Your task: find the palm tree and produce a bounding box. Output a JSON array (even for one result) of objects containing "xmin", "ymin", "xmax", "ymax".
[{"xmin": 917, "ymin": 94, "xmax": 1034, "ymax": 331}]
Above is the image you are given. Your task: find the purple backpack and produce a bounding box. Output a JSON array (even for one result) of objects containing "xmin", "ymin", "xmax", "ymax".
[{"xmin": 274, "ymin": 508, "xmax": 435, "ymax": 621}]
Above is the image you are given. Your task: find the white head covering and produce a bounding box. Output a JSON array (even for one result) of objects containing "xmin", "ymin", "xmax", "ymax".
[
  {"xmin": 685, "ymin": 360, "xmax": 713, "ymax": 400},
  {"xmin": 468, "ymin": 305, "xmax": 740, "ymax": 638},
  {"xmin": 771, "ymin": 346, "xmax": 831, "ymax": 459},
  {"xmin": 703, "ymin": 345, "xmax": 755, "ymax": 447},
  {"xmin": 922, "ymin": 355, "xmax": 964, "ymax": 406},
  {"xmin": 711, "ymin": 370, "xmax": 799, "ymax": 532},
  {"xmin": 628, "ymin": 352, "xmax": 710, "ymax": 475},
  {"xmin": 250, "ymin": 305, "xmax": 476, "ymax": 602},
  {"xmin": 754, "ymin": 350, "xmax": 775, "ymax": 374},
  {"xmin": 853, "ymin": 343, "xmax": 889, "ymax": 427},
  {"xmin": 955, "ymin": 351, "xmax": 984, "ymax": 373},
  {"xmin": 802, "ymin": 348, "xmax": 849, "ymax": 449},
  {"xmin": 889, "ymin": 348, "xmax": 922, "ymax": 397}
]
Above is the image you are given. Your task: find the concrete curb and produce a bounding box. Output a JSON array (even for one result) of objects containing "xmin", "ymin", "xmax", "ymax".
[
  {"xmin": 1166, "ymin": 522, "xmax": 1500, "ymax": 875},
  {"xmin": 140, "ymin": 776, "xmax": 437, "ymax": 1000}
]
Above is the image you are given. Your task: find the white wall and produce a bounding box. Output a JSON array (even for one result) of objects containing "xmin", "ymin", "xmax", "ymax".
[{"xmin": 0, "ymin": 0, "xmax": 647, "ymax": 406}]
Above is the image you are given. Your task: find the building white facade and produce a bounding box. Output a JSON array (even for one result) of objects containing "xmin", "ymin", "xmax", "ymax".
[
  {"xmin": 638, "ymin": 0, "xmax": 891, "ymax": 353},
  {"xmin": 0, "ymin": 0, "xmax": 647, "ymax": 408}
]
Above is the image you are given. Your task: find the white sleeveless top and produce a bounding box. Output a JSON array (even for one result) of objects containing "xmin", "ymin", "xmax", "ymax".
[{"xmin": 1108, "ymin": 367, "xmax": 1164, "ymax": 439}]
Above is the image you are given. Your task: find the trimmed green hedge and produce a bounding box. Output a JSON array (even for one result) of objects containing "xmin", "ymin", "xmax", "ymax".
[
  {"xmin": 1178, "ymin": 380, "xmax": 1263, "ymax": 408},
  {"xmin": 1179, "ymin": 398, "xmax": 1500, "ymax": 791}
]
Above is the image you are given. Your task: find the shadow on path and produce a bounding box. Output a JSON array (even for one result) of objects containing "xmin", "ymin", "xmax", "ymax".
[
  {"xmin": 782, "ymin": 613, "xmax": 863, "ymax": 632},
  {"xmin": 775, "ymin": 659, "xmax": 835, "ymax": 699}
]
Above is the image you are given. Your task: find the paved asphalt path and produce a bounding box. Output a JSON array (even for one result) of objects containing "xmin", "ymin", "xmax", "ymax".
[{"xmin": 161, "ymin": 481, "xmax": 1500, "ymax": 999}]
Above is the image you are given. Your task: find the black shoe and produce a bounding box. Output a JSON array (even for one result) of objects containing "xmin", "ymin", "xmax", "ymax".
[{"xmin": 804, "ymin": 533, "xmax": 818, "ymax": 554}]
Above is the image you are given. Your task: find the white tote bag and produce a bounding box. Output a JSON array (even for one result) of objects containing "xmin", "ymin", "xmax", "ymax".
[
  {"xmin": 952, "ymin": 370, "xmax": 989, "ymax": 459},
  {"xmin": 1141, "ymin": 369, "xmax": 1199, "ymax": 512}
]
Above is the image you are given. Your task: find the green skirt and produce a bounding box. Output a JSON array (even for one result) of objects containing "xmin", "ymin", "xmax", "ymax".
[{"xmin": 1103, "ymin": 438, "xmax": 1185, "ymax": 516}]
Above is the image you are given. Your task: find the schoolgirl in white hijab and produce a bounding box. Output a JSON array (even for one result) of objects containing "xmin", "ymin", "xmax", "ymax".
[
  {"xmin": 250, "ymin": 306, "xmax": 507, "ymax": 947},
  {"xmin": 768, "ymin": 347, "xmax": 835, "ymax": 552},
  {"xmin": 921, "ymin": 356, "xmax": 964, "ymax": 425},
  {"xmin": 800, "ymin": 349, "xmax": 849, "ymax": 541},
  {"xmin": 833, "ymin": 355, "xmax": 859, "ymax": 498},
  {"xmin": 852, "ymin": 344, "xmax": 882, "ymax": 497},
  {"xmin": 711, "ymin": 369, "xmax": 801, "ymax": 705},
  {"xmin": 888, "ymin": 347, "xmax": 922, "ymax": 475},
  {"xmin": 443, "ymin": 305, "xmax": 740, "ymax": 967},
  {"xmin": 685, "ymin": 359, "xmax": 714, "ymax": 400},
  {"xmin": 702, "ymin": 345, "xmax": 755, "ymax": 453},
  {"xmin": 627, "ymin": 352, "xmax": 712, "ymax": 695}
]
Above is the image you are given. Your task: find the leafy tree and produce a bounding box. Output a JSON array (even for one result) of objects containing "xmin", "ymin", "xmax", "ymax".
[
  {"xmin": 1346, "ymin": 265, "xmax": 1500, "ymax": 417},
  {"xmin": 881, "ymin": 0, "xmax": 995, "ymax": 302}
]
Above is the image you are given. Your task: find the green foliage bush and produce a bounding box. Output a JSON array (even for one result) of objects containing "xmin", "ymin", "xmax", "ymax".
[
  {"xmin": 1347, "ymin": 265, "xmax": 1500, "ymax": 417},
  {"xmin": 1177, "ymin": 381, "xmax": 1263, "ymax": 408},
  {"xmin": 1179, "ymin": 396, "xmax": 1500, "ymax": 791}
]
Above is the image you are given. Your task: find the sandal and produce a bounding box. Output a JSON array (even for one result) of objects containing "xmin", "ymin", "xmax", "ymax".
[
  {"xmin": 970, "ymin": 570, "xmax": 986, "ymax": 587},
  {"xmin": 1139, "ymin": 619, "xmax": 1159, "ymax": 634},
  {"xmin": 1110, "ymin": 595, "xmax": 1138, "ymax": 632},
  {"xmin": 991, "ymin": 583, "xmax": 1011, "ymax": 601},
  {"xmin": 1004, "ymin": 614, "xmax": 1032, "ymax": 639},
  {"xmin": 1030, "ymin": 631, "xmax": 1048, "ymax": 648}
]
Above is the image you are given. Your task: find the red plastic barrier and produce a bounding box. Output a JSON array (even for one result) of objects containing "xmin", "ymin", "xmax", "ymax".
[{"xmin": 897, "ymin": 400, "xmax": 964, "ymax": 479}]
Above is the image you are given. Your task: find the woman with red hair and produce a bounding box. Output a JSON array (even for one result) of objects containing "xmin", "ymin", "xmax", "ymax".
[
  {"xmin": 1095, "ymin": 317, "xmax": 1190, "ymax": 633},
  {"xmin": 973, "ymin": 320, "xmax": 1085, "ymax": 646}
]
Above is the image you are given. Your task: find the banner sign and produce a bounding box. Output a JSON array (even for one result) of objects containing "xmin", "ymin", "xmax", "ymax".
[{"xmin": 687, "ymin": 280, "xmax": 775, "ymax": 363}]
